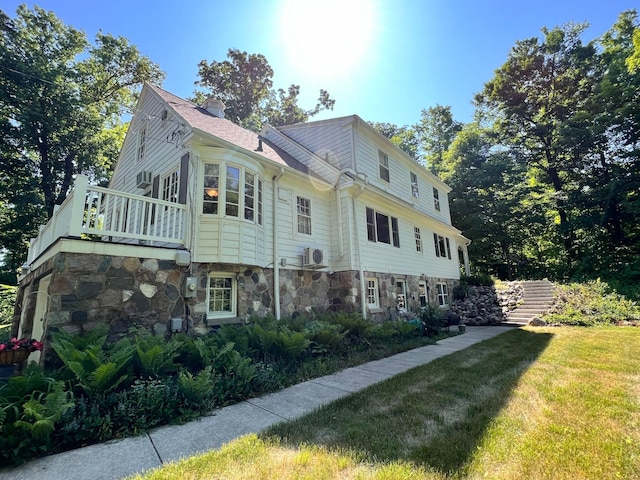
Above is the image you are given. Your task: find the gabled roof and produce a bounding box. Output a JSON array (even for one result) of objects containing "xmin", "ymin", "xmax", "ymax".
[{"xmin": 147, "ymin": 83, "xmax": 317, "ymax": 177}]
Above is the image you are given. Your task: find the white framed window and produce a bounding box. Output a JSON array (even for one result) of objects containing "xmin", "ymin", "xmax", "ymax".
[
  {"xmin": 202, "ymin": 163, "xmax": 262, "ymax": 224},
  {"xmin": 244, "ymin": 172, "xmax": 256, "ymax": 222},
  {"xmin": 433, "ymin": 187, "xmax": 441, "ymax": 211},
  {"xmin": 207, "ymin": 274, "xmax": 237, "ymax": 319},
  {"xmin": 419, "ymin": 280, "xmax": 428, "ymax": 307},
  {"xmin": 434, "ymin": 234, "xmax": 452, "ymax": 259},
  {"xmin": 378, "ymin": 150, "xmax": 390, "ymax": 183},
  {"xmin": 366, "ymin": 277, "xmax": 379, "ymax": 308},
  {"xmin": 436, "ymin": 282, "xmax": 449, "ymax": 307},
  {"xmin": 366, "ymin": 207, "xmax": 400, "ymax": 248},
  {"xmin": 414, "ymin": 227, "xmax": 423, "ymax": 252},
  {"xmin": 203, "ymin": 163, "xmax": 220, "ymax": 214},
  {"xmin": 410, "ymin": 172, "xmax": 419, "ymax": 198},
  {"xmin": 297, "ymin": 196, "xmax": 312, "ymax": 235},
  {"xmin": 226, "ymin": 166, "xmax": 240, "ymax": 217},
  {"xmin": 137, "ymin": 125, "xmax": 147, "ymax": 162},
  {"xmin": 161, "ymin": 169, "xmax": 179, "ymax": 205}
]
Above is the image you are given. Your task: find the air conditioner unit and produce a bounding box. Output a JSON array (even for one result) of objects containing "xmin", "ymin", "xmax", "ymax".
[
  {"xmin": 303, "ymin": 247, "xmax": 327, "ymax": 267},
  {"xmin": 136, "ymin": 171, "xmax": 153, "ymax": 188}
]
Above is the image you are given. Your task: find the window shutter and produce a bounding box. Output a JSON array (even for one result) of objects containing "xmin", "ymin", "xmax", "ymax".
[
  {"xmin": 178, "ymin": 153, "xmax": 189, "ymax": 204},
  {"xmin": 151, "ymin": 175, "xmax": 160, "ymax": 199},
  {"xmin": 433, "ymin": 233, "xmax": 439, "ymax": 256}
]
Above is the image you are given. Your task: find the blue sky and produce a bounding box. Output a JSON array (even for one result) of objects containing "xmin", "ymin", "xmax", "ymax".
[{"xmin": 3, "ymin": 1, "xmax": 639, "ymax": 126}]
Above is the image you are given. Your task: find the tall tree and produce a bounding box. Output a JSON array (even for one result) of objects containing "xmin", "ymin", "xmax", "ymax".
[
  {"xmin": 195, "ymin": 49, "xmax": 335, "ymax": 130},
  {"xmin": 417, "ymin": 105, "xmax": 462, "ymax": 174},
  {"xmin": 368, "ymin": 122, "xmax": 420, "ymax": 160},
  {"xmin": 0, "ymin": 6, "xmax": 164, "ymax": 279},
  {"xmin": 476, "ymin": 23, "xmax": 597, "ymax": 273}
]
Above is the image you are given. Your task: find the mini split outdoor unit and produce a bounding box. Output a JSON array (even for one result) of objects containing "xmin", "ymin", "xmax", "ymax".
[
  {"xmin": 136, "ymin": 171, "xmax": 153, "ymax": 189},
  {"xmin": 302, "ymin": 247, "xmax": 327, "ymax": 268}
]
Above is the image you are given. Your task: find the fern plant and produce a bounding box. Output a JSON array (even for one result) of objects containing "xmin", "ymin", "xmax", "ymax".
[
  {"xmin": 50, "ymin": 329, "xmax": 135, "ymax": 396},
  {"xmin": 0, "ymin": 364, "xmax": 73, "ymax": 465}
]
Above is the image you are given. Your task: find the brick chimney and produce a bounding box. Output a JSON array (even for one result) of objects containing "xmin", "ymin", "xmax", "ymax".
[{"xmin": 203, "ymin": 97, "xmax": 226, "ymax": 118}]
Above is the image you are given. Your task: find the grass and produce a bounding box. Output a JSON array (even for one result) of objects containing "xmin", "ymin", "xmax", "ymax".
[{"xmin": 131, "ymin": 326, "xmax": 640, "ymax": 480}]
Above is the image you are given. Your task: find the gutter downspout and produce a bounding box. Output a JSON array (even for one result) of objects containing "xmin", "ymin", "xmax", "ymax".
[
  {"xmin": 352, "ymin": 182, "xmax": 367, "ymax": 319},
  {"xmin": 272, "ymin": 167, "xmax": 285, "ymax": 320}
]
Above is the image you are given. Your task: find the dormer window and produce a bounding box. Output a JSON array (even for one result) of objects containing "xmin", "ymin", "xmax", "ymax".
[
  {"xmin": 433, "ymin": 187, "xmax": 441, "ymax": 211},
  {"xmin": 378, "ymin": 150, "xmax": 390, "ymax": 183}
]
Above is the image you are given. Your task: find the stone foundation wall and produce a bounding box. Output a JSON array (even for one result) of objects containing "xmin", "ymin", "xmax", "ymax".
[
  {"xmin": 16, "ymin": 250, "xmax": 462, "ymax": 353},
  {"xmin": 17, "ymin": 252, "xmax": 188, "ymax": 343}
]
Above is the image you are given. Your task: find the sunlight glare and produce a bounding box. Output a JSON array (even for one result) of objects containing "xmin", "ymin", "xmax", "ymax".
[{"xmin": 278, "ymin": 0, "xmax": 376, "ymax": 79}]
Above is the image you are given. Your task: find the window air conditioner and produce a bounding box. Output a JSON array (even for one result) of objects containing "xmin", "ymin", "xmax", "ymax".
[
  {"xmin": 303, "ymin": 247, "xmax": 327, "ymax": 267},
  {"xmin": 136, "ymin": 171, "xmax": 153, "ymax": 189}
]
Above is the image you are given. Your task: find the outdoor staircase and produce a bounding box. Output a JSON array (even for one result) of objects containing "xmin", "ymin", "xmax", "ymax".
[{"xmin": 506, "ymin": 280, "xmax": 555, "ymax": 325}]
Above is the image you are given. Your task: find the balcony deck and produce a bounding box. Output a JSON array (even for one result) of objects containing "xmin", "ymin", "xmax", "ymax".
[{"xmin": 27, "ymin": 175, "xmax": 187, "ymax": 264}]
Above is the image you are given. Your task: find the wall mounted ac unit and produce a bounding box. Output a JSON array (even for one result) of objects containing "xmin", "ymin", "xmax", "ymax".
[
  {"xmin": 136, "ymin": 171, "xmax": 153, "ymax": 189},
  {"xmin": 303, "ymin": 247, "xmax": 327, "ymax": 267}
]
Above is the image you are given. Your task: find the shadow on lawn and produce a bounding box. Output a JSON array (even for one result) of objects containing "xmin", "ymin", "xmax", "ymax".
[{"xmin": 261, "ymin": 328, "xmax": 553, "ymax": 476}]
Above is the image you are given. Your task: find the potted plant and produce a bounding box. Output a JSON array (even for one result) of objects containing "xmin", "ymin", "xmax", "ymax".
[{"xmin": 0, "ymin": 338, "xmax": 43, "ymax": 376}]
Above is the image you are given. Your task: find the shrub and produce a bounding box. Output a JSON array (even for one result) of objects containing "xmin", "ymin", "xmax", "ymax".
[
  {"xmin": 544, "ymin": 280, "xmax": 640, "ymax": 326},
  {"xmin": 49, "ymin": 328, "xmax": 135, "ymax": 396},
  {"xmin": 0, "ymin": 364, "xmax": 73, "ymax": 465}
]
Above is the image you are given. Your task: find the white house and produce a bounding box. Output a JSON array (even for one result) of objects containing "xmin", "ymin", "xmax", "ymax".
[{"xmin": 14, "ymin": 83, "xmax": 470, "ymax": 354}]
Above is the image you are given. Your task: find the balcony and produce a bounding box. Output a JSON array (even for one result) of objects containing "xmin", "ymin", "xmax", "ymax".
[{"xmin": 27, "ymin": 175, "xmax": 187, "ymax": 263}]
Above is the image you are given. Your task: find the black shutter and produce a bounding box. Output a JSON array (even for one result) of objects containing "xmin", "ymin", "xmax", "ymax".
[
  {"xmin": 150, "ymin": 175, "xmax": 160, "ymax": 225},
  {"xmin": 178, "ymin": 153, "xmax": 189, "ymax": 204}
]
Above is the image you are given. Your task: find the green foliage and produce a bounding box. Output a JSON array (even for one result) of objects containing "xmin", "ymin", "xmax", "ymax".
[
  {"xmin": 420, "ymin": 305, "xmax": 446, "ymax": 337},
  {"xmin": 0, "ymin": 5, "xmax": 164, "ymax": 273},
  {"xmin": 194, "ymin": 48, "xmax": 334, "ymax": 130},
  {"xmin": 133, "ymin": 329, "xmax": 179, "ymax": 378},
  {"xmin": 247, "ymin": 319, "xmax": 311, "ymax": 362},
  {"xmin": 50, "ymin": 328, "xmax": 135, "ymax": 395},
  {"xmin": 325, "ymin": 313, "xmax": 373, "ymax": 344},
  {"xmin": 0, "ymin": 284, "xmax": 17, "ymax": 326},
  {"xmin": 544, "ymin": 280, "xmax": 640, "ymax": 325},
  {"xmin": 0, "ymin": 364, "xmax": 73, "ymax": 465},
  {"xmin": 4, "ymin": 313, "xmax": 447, "ymax": 463}
]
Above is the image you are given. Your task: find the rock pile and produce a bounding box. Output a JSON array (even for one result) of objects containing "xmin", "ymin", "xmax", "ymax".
[
  {"xmin": 449, "ymin": 281, "xmax": 525, "ymax": 325},
  {"xmin": 497, "ymin": 281, "xmax": 524, "ymax": 316},
  {"xmin": 450, "ymin": 285, "xmax": 504, "ymax": 325}
]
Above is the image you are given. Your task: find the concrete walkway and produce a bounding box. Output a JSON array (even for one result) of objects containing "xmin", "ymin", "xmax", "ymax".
[{"xmin": 0, "ymin": 326, "xmax": 515, "ymax": 480}]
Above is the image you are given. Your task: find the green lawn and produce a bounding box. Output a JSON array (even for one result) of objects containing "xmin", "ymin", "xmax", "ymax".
[{"xmin": 132, "ymin": 326, "xmax": 640, "ymax": 479}]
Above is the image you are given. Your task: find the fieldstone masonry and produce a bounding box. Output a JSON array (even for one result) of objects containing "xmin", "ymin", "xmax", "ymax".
[
  {"xmin": 17, "ymin": 252, "xmax": 188, "ymax": 343},
  {"xmin": 17, "ymin": 249, "xmax": 473, "ymax": 363}
]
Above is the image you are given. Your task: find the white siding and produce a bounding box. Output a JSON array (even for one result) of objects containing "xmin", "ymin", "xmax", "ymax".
[
  {"xmin": 277, "ymin": 118, "xmax": 353, "ymax": 171},
  {"xmin": 352, "ymin": 190, "xmax": 460, "ymax": 280},
  {"xmin": 274, "ymin": 175, "xmax": 333, "ymax": 270},
  {"xmin": 110, "ymin": 89, "xmax": 186, "ymax": 196},
  {"xmin": 353, "ymin": 129, "xmax": 453, "ymax": 226},
  {"xmin": 192, "ymin": 147, "xmax": 268, "ymax": 266}
]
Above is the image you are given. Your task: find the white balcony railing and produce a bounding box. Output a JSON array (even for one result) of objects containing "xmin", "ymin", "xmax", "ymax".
[{"xmin": 27, "ymin": 175, "xmax": 186, "ymax": 263}]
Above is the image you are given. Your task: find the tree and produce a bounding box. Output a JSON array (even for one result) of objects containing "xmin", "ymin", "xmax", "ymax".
[
  {"xmin": 417, "ymin": 105, "xmax": 462, "ymax": 174},
  {"xmin": 194, "ymin": 49, "xmax": 334, "ymax": 130},
  {"xmin": 368, "ymin": 122, "xmax": 420, "ymax": 160},
  {"xmin": 476, "ymin": 23, "xmax": 598, "ymax": 273},
  {"xmin": 0, "ymin": 6, "xmax": 164, "ymax": 279}
]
